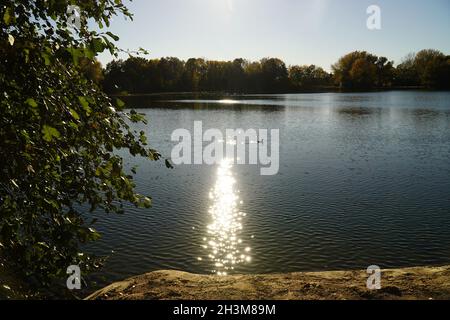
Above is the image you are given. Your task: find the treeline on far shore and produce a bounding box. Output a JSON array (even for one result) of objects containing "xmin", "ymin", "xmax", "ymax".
[{"xmin": 83, "ymin": 49, "xmax": 450, "ymax": 94}]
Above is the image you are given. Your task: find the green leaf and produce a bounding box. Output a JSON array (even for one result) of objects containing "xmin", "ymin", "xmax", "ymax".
[
  {"xmin": 3, "ymin": 7, "xmax": 12, "ymax": 25},
  {"xmin": 78, "ymin": 96, "xmax": 92, "ymax": 116},
  {"xmin": 88, "ymin": 228, "xmax": 101, "ymax": 241},
  {"xmin": 36, "ymin": 242, "xmax": 50, "ymax": 249},
  {"xmin": 139, "ymin": 131, "xmax": 147, "ymax": 144},
  {"xmin": 23, "ymin": 48, "xmax": 30, "ymax": 63},
  {"xmin": 116, "ymin": 98, "xmax": 125, "ymax": 108},
  {"xmin": 67, "ymin": 48, "xmax": 82, "ymax": 65},
  {"xmin": 41, "ymin": 52, "xmax": 51, "ymax": 65},
  {"xmin": 69, "ymin": 108, "xmax": 80, "ymax": 120},
  {"xmin": 137, "ymin": 196, "xmax": 152, "ymax": 208},
  {"xmin": 42, "ymin": 125, "xmax": 61, "ymax": 142},
  {"xmin": 69, "ymin": 121, "xmax": 79, "ymax": 130},
  {"xmin": 106, "ymin": 32, "xmax": 120, "ymax": 41},
  {"xmin": 25, "ymin": 98, "xmax": 38, "ymax": 108},
  {"xmin": 83, "ymin": 47, "xmax": 95, "ymax": 60},
  {"xmin": 143, "ymin": 197, "xmax": 152, "ymax": 208},
  {"xmin": 92, "ymin": 38, "xmax": 105, "ymax": 53}
]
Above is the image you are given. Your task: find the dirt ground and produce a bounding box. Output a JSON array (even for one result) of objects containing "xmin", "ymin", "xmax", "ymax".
[{"xmin": 86, "ymin": 265, "xmax": 450, "ymax": 300}]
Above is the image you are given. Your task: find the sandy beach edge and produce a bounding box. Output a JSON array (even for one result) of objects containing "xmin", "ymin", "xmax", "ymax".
[{"xmin": 86, "ymin": 265, "xmax": 450, "ymax": 300}]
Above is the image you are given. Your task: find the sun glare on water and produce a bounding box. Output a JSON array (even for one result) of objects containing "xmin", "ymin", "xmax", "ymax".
[
  {"xmin": 218, "ymin": 99, "xmax": 239, "ymax": 104},
  {"xmin": 203, "ymin": 158, "xmax": 251, "ymax": 276}
]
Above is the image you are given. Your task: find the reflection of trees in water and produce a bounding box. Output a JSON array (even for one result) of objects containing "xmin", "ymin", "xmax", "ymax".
[{"xmin": 337, "ymin": 107, "xmax": 375, "ymax": 116}]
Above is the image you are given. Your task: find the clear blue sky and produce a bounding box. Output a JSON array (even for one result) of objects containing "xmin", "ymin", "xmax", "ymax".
[{"xmin": 97, "ymin": 0, "xmax": 450, "ymax": 71}]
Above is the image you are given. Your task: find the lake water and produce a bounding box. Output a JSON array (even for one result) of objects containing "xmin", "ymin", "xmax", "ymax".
[{"xmin": 88, "ymin": 91, "xmax": 450, "ymax": 287}]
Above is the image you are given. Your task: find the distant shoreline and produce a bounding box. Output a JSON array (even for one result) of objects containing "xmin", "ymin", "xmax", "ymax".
[
  {"xmin": 86, "ymin": 265, "xmax": 450, "ymax": 300},
  {"xmin": 110, "ymin": 87, "xmax": 433, "ymax": 99}
]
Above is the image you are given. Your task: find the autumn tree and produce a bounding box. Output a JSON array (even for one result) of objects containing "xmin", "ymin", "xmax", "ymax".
[
  {"xmin": 101, "ymin": 51, "xmax": 449, "ymax": 94},
  {"xmin": 414, "ymin": 49, "xmax": 450, "ymax": 88},
  {"xmin": 393, "ymin": 50, "xmax": 450, "ymax": 89}
]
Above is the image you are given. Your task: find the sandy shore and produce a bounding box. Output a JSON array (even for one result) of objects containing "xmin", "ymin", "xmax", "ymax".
[{"xmin": 86, "ymin": 265, "xmax": 450, "ymax": 300}]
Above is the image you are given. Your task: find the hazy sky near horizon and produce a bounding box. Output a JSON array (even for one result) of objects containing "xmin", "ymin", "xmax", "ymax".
[{"xmin": 96, "ymin": 0, "xmax": 450, "ymax": 70}]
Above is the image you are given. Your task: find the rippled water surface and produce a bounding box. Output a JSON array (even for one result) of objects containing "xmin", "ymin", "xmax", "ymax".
[{"xmin": 87, "ymin": 91, "xmax": 450, "ymax": 286}]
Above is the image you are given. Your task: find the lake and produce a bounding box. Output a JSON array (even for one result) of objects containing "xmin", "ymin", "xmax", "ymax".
[{"xmin": 87, "ymin": 91, "xmax": 450, "ymax": 288}]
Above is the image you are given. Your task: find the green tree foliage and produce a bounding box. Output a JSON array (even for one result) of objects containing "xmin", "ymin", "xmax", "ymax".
[
  {"xmin": 0, "ymin": 1, "xmax": 165, "ymax": 297},
  {"xmin": 289, "ymin": 65, "xmax": 332, "ymax": 90},
  {"xmin": 103, "ymin": 57, "xmax": 332, "ymax": 94},
  {"xmin": 103, "ymin": 49, "xmax": 449, "ymax": 94},
  {"xmin": 227, "ymin": 58, "xmax": 247, "ymax": 93},
  {"xmin": 79, "ymin": 57, "xmax": 104, "ymax": 84},
  {"xmin": 413, "ymin": 49, "xmax": 450, "ymax": 88},
  {"xmin": 332, "ymin": 50, "xmax": 449, "ymax": 90},
  {"xmin": 394, "ymin": 50, "xmax": 450, "ymax": 89},
  {"xmin": 259, "ymin": 58, "xmax": 289, "ymax": 92},
  {"xmin": 102, "ymin": 50, "xmax": 448, "ymax": 94},
  {"xmin": 183, "ymin": 58, "xmax": 207, "ymax": 92},
  {"xmin": 244, "ymin": 60, "xmax": 263, "ymax": 93},
  {"xmin": 158, "ymin": 57, "xmax": 184, "ymax": 91},
  {"xmin": 394, "ymin": 53, "xmax": 420, "ymax": 87}
]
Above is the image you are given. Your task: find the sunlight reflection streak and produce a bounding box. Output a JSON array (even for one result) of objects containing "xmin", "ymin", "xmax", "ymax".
[{"xmin": 203, "ymin": 158, "xmax": 250, "ymax": 276}]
